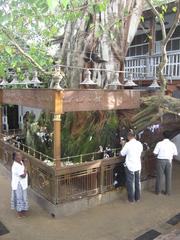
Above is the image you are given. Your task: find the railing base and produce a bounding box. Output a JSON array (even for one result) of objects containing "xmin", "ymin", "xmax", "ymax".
[
  {"xmin": 29, "ymin": 178, "xmax": 155, "ymax": 218},
  {"xmin": 29, "ymin": 187, "xmax": 126, "ymax": 218},
  {"xmin": 0, "ymin": 161, "xmax": 155, "ymax": 218}
]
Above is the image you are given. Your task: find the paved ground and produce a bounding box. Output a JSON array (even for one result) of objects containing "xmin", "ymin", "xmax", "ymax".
[{"xmin": 1, "ymin": 162, "xmax": 180, "ymax": 240}]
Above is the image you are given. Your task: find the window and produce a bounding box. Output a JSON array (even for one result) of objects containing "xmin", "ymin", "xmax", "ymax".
[
  {"xmin": 172, "ymin": 26, "xmax": 180, "ymax": 38},
  {"xmin": 172, "ymin": 39, "xmax": 180, "ymax": 51},
  {"xmin": 143, "ymin": 45, "xmax": 148, "ymax": 55}
]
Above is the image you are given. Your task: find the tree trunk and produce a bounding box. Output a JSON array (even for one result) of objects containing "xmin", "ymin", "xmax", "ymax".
[
  {"xmin": 159, "ymin": 43, "xmax": 168, "ymax": 94},
  {"xmin": 57, "ymin": 0, "xmax": 143, "ymax": 88}
]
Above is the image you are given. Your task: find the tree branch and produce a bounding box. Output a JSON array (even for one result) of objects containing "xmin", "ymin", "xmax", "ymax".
[
  {"xmin": 164, "ymin": 0, "xmax": 180, "ymax": 46},
  {"xmin": 146, "ymin": 0, "xmax": 180, "ymax": 93},
  {"xmin": 0, "ymin": 25, "xmax": 52, "ymax": 76},
  {"xmin": 146, "ymin": 0, "xmax": 166, "ymax": 39}
]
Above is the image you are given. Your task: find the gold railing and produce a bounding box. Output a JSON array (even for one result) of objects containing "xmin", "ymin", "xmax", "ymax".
[
  {"xmin": 61, "ymin": 148, "xmax": 121, "ymax": 165},
  {"xmin": 0, "ymin": 136, "xmax": 155, "ymax": 204},
  {"xmin": 1, "ymin": 133, "xmax": 54, "ymax": 162},
  {"xmin": 55, "ymin": 158, "xmax": 124, "ymax": 203},
  {"xmin": 0, "ymin": 139, "xmax": 56, "ymax": 203},
  {"xmin": 3, "ymin": 129, "xmax": 23, "ymax": 136}
]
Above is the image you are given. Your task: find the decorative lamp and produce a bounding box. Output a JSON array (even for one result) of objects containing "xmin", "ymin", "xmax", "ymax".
[
  {"xmin": 80, "ymin": 69, "xmax": 97, "ymax": 86},
  {"xmin": 148, "ymin": 77, "xmax": 160, "ymax": 89},
  {"xmin": 124, "ymin": 73, "xmax": 137, "ymax": 87},
  {"xmin": 9, "ymin": 74, "xmax": 21, "ymax": 85},
  {"xmin": 51, "ymin": 65, "xmax": 64, "ymax": 89},
  {"xmin": 31, "ymin": 71, "xmax": 42, "ymax": 86},
  {"xmin": 0, "ymin": 78, "xmax": 9, "ymax": 87},
  {"xmin": 22, "ymin": 71, "xmax": 32, "ymax": 87},
  {"xmin": 108, "ymin": 73, "xmax": 123, "ymax": 88}
]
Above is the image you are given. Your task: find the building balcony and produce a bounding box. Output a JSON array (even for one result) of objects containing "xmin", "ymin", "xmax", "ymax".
[{"xmin": 125, "ymin": 50, "xmax": 180, "ymax": 82}]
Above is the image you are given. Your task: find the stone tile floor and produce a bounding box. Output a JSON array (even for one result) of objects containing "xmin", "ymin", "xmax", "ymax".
[{"xmin": 1, "ymin": 161, "xmax": 180, "ymax": 240}]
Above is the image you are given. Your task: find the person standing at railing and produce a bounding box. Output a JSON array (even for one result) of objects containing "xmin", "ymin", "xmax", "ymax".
[
  {"xmin": 153, "ymin": 131, "xmax": 177, "ymax": 196},
  {"xmin": 23, "ymin": 111, "xmax": 30, "ymax": 130},
  {"xmin": 120, "ymin": 130, "xmax": 143, "ymax": 203},
  {"xmin": 11, "ymin": 151, "xmax": 29, "ymax": 218}
]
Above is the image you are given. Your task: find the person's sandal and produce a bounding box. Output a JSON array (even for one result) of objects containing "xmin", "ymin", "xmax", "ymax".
[
  {"xmin": 21, "ymin": 210, "xmax": 28, "ymax": 217},
  {"xmin": 17, "ymin": 212, "xmax": 24, "ymax": 218}
]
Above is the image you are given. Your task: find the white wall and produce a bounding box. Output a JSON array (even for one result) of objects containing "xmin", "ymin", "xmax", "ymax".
[
  {"xmin": 18, "ymin": 106, "xmax": 42, "ymax": 129},
  {"xmin": 21, "ymin": 106, "xmax": 41, "ymax": 120},
  {"xmin": 172, "ymin": 134, "xmax": 180, "ymax": 161}
]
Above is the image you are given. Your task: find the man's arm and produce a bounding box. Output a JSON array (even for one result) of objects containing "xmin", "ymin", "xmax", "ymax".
[
  {"xmin": 153, "ymin": 142, "xmax": 159, "ymax": 156},
  {"xmin": 173, "ymin": 144, "xmax": 178, "ymax": 157},
  {"xmin": 120, "ymin": 143, "xmax": 128, "ymax": 157}
]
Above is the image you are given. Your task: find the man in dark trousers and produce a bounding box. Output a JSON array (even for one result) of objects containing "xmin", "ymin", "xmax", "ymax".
[
  {"xmin": 153, "ymin": 131, "xmax": 177, "ymax": 195},
  {"xmin": 120, "ymin": 130, "xmax": 143, "ymax": 203}
]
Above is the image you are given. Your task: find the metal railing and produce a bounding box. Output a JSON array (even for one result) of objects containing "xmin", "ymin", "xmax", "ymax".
[
  {"xmin": 61, "ymin": 148, "xmax": 121, "ymax": 165},
  {"xmin": 1, "ymin": 133, "xmax": 54, "ymax": 163},
  {"xmin": 1, "ymin": 131, "xmax": 122, "ymax": 166},
  {"xmin": 56, "ymin": 158, "xmax": 124, "ymax": 203},
  {"xmin": 3, "ymin": 129, "xmax": 23, "ymax": 136},
  {"xmin": 125, "ymin": 51, "xmax": 180, "ymax": 80},
  {"xmin": 0, "ymin": 134, "xmax": 156, "ymax": 204}
]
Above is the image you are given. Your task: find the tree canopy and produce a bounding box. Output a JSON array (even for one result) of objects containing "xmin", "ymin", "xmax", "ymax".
[
  {"xmin": 0, "ymin": 0, "xmax": 178, "ymax": 87},
  {"xmin": 0, "ymin": 0, "xmax": 144, "ymax": 87}
]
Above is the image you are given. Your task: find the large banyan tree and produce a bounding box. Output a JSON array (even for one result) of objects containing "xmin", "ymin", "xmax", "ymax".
[
  {"xmin": 55, "ymin": 0, "xmax": 143, "ymax": 88},
  {"xmin": 0, "ymin": 0, "xmax": 144, "ymax": 156},
  {"xmin": 0, "ymin": 0, "xmax": 179, "ymax": 156}
]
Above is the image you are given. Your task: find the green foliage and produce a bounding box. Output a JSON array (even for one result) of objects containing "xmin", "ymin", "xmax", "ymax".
[
  {"xmin": 61, "ymin": 111, "xmax": 119, "ymax": 158},
  {"xmin": 161, "ymin": 5, "xmax": 167, "ymax": 13},
  {"xmin": 0, "ymin": 63, "xmax": 5, "ymax": 77},
  {"xmin": 25, "ymin": 111, "xmax": 53, "ymax": 157},
  {"xmin": 0, "ymin": 0, "xmax": 62, "ymax": 77},
  {"xmin": 172, "ymin": 6, "xmax": 177, "ymax": 13},
  {"xmin": 140, "ymin": 16, "xmax": 145, "ymax": 23},
  {"xmin": 93, "ymin": 2, "xmax": 107, "ymax": 13},
  {"xmin": 0, "ymin": 0, "xmax": 111, "ymax": 78},
  {"xmin": 147, "ymin": 35, "xmax": 152, "ymax": 40},
  {"xmin": 47, "ymin": 0, "xmax": 59, "ymax": 11},
  {"xmin": 0, "ymin": 0, "xmax": 144, "ymax": 83}
]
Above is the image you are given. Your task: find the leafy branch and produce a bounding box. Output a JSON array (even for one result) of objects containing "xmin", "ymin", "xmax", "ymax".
[{"xmin": 0, "ymin": 25, "xmax": 52, "ymax": 76}]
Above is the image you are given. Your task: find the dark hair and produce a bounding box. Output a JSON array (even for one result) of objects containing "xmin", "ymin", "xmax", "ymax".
[
  {"xmin": 12, "ymin": 151, "xmax": 22, "ymax": 161},
  {"xmin": 127, "ymin": 129, "xmax": 135, "ymax": 138},
  {"xmin": 163, "ymin": 131, "xmax": 171, "ymax": 139},
  {"xmin": 12, "ymin": 152, "xmax": 16, "ymax": 161}
]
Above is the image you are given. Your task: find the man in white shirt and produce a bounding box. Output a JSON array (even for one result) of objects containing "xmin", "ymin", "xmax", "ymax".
[
  {"xmin": 120, "ymin": 130, "xmax": 143, "ymax": 203},
  {"xmin": 153, "ymin": 131, "xmax": 177, "ymax": 195}
]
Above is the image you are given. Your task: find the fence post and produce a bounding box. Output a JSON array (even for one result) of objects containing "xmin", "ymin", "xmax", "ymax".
[
  {"xmin": 80, "ymin": 155, "xmax": 82, "ymax": 163},
  {"xmin": 100, "ymin": 163, "xmax": 104, "ymax": 193}
]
